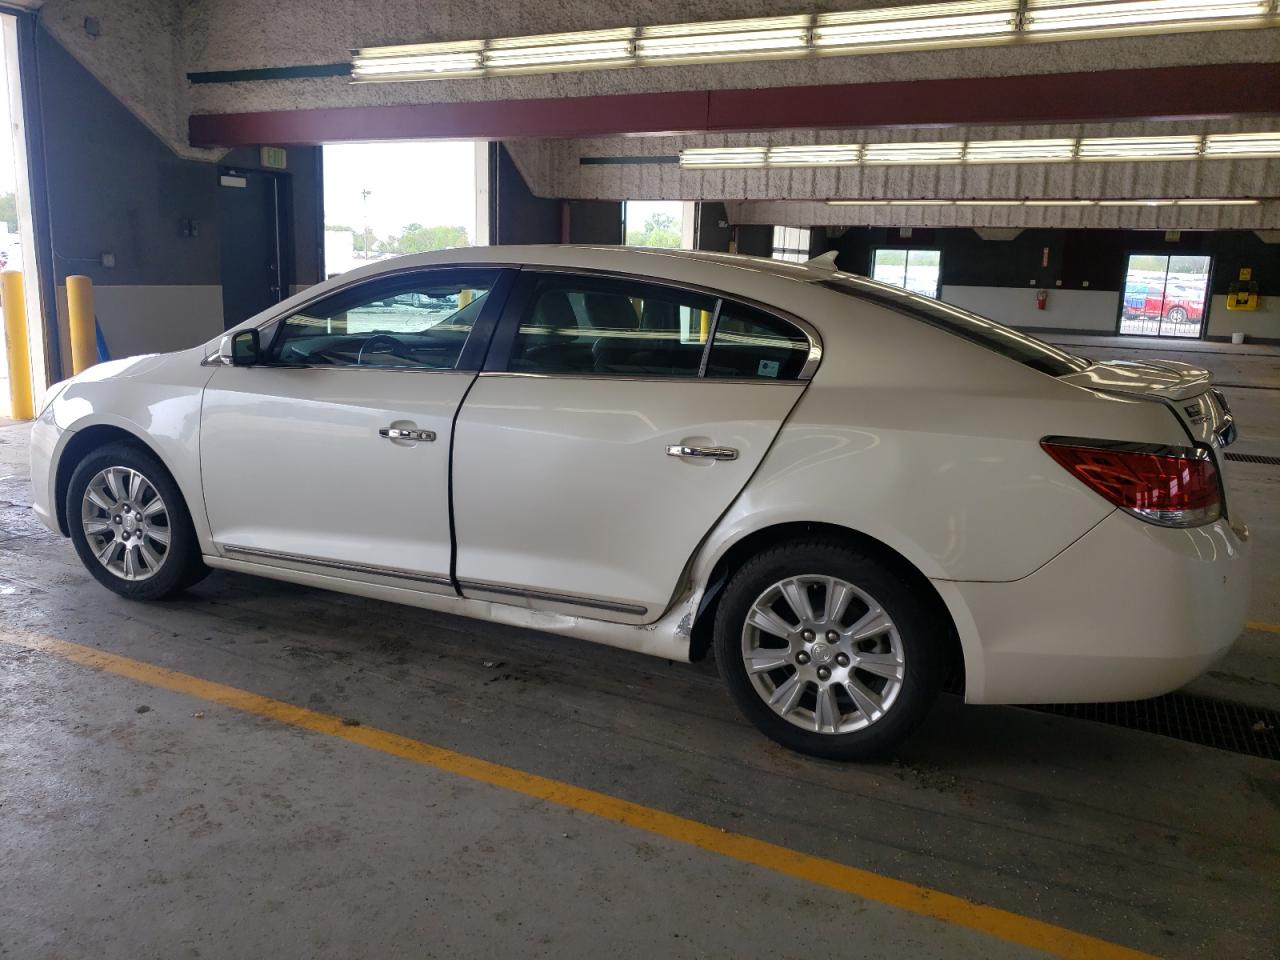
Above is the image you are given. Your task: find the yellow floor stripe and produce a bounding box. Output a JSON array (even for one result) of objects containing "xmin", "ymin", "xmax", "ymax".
[
  {"xmin": 4, "ymin": 630, "xmax": 1157, "ymax": 960},
  {"xmin": 1246, "ymin": 621, "xmax": 1280, "ymax": 635}
]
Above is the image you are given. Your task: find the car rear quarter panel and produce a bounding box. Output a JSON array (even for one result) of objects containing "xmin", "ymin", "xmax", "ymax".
[{"xmin": 697, "ymin": 293, "xmax": 1192, "ymax": 586}]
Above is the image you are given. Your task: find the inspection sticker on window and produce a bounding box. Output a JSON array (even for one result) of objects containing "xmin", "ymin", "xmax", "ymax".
[{"xmin": 757, "ymin": 359, "xmax": 781, "ymax": 378}]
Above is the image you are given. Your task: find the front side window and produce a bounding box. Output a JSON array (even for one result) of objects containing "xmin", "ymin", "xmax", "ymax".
[
  {"xmin": 268, "ymin": 270, "xmax": 496, "ymax": 369},
  {"xmin": 872, "ymin": 248, "xmax": 941, "ymax": 299},
  {"xmin": 511, "ymin": 275, "xmax": 716, "ymax": 377}
]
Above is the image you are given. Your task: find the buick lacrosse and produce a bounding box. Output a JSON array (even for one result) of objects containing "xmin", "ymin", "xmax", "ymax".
[{"xmin": 31, "ymin": 246, "xmax": 1249, "ymax": 759}]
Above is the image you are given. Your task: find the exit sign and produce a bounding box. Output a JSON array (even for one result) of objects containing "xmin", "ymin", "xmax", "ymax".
[{"xmin": 260, "ymin": 146, "xmax": 287, "ymax": 170}]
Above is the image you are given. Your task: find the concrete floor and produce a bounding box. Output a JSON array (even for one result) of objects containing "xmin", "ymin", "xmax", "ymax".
[{"xmin": 2, "ymin": 340, "xmax": 1279, "ymax": 958}]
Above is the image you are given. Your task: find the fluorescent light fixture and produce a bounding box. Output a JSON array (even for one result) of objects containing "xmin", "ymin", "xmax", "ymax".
[
  {"xmin": 827, "ymin": 197, "xmax": 1268, "ymax": 206},
  {"xmin": 964, "ymin": 138, "xmax": 1077, "ymax": 162},
  {"xmin": 1077, "ymin": 135, "xmax": 1202, "ymax": 160},
  {"xmin": 863, "ymin": 141, "xmax": 966, "ymax": 165},
  {"xmin": 814, "ymin": 0, "xmax": 1018, "ymax": 52},
  {"xmin": 1025, "ymin": 0, "xmax": 1272, "ymax": 34},
  {"xmin": 1175, "ymin": 197, "xmax": 1262, "ymax": 205},
  {"xmin": 484, "ymin": 28, "xmax": 634, "ymax": 71},
  {"xmin": 352, "ymin": 41, "xmax": 485, "ymax": 80},
  {"xmin": 767, "ymin": 144, "xmax": 862, "ymax": 165},
  {"xmin": 679, "ymin": 147, "xmax": 768, "ymax": 168},
  {"xmin": 1202, "ymin": 132, "xmax": 1280, "ymax": 159},
  {"xmin": 637, "ymin": 15, "xmax": 810, "ymax": 61}
]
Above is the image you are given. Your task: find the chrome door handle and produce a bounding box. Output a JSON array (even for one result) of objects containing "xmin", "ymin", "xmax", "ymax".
[
  {"xmin": 380, "ymin": 427, "xmax": 436, "ymax": 442},
  {"xmin": 666, "ymin": 444, "xmax": 738, "ymax": 461}
]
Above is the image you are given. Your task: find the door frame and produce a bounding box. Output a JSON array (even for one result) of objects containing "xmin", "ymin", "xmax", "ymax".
[{"xmin": 1115, "ymin": 249, "xmax": 1213, "ymax": 340}]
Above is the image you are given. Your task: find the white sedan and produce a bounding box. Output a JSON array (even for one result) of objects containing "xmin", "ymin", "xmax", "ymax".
[{"xmin": 30, "ymin": 247, "xmax": 1249, "ymax": 759}]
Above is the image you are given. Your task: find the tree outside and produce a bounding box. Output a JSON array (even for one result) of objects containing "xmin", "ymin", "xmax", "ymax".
[
  {"xmin": 0, "ymin": 192, "xmax": 15, "ymax": 232},
  {"xmin": 626, "ymin": 211, "xmax": 682, "ymax": 248},
  {"xmin": 381, "ymin": 223, "xmax": 469, "ymax": 255}
]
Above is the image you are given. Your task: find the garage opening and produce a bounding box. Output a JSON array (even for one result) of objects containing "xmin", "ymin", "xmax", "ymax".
[
  {"xmin": 322, "ymin": 141, "xmax": 485, "ymax": 277},
  {"xmin": 623, "ymin": 200, "xmax": 693, "ymax": 249},
  {"xmin": 1119, "ymin": 253, "xmax": 1211, "ymax": 338}
]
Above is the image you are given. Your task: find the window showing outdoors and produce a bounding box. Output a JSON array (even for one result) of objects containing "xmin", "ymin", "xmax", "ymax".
[
  {"xmin": 323, "ymin": 142, "xmax": 481, "ymax": 277},
  {"xmin": 771, "ymin": 226, "xmax": 811, "ymax": 263},
  {"xmin": 624, "ymin": 201, "xmax": 687, "ymax": 248},
  {"xmin": 872, "ymin": 248, "xmax": 942, "ymax": 298},
  {"xmin": 1119, "ymin": 254, "xmax": 1211, "ymax": 338}
]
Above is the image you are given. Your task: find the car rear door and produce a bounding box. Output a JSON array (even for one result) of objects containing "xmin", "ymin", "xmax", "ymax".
[
  {"xmin": 200, "ymin": 267, "xmax": 511, "ymax": 590},
  {"xmin": 451, "ymin": 270, "xmax": 818, "ymax": 622}
]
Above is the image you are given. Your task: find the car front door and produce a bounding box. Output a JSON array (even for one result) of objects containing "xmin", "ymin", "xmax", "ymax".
[
  {"xmin": 200, "ymin": 268, "xmax": 510, "ymax": 591},
  {"xmin": 451, "ymin": 270, "xmax": 818, "ymax": 621}
]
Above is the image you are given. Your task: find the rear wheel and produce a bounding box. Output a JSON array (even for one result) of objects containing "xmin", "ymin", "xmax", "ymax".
[
  {"xmin": 66, "ymin": 442, "xmax": 208, "ymax": 600},
  {"xmin": 714, "ymin": 540, "xmax": 946, "ymax": 761},
  {"xmin": 1166, "ymin": 305, "xmax": 1188, "ymax": 324}
]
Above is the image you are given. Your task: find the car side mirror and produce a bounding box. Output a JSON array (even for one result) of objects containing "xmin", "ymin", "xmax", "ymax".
[{"xmin": 227, "ymin": 329, "xmax": 260, "ymax": 366}]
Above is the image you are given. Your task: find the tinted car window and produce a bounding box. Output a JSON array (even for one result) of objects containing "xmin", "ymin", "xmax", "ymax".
[
  {"xmin": 269, "ymin": 270, "xmax": 496, "ymax": 369},
  {"xmin": 707, "ymin": 303, "xmax": 811, "ymax": 381},
  {"xmin": 823, "ymin": 275, "xmax": 1087, "ymax": 377},
  {"xmin": 512, "ymin": 275, "xmax": 717, "ymax": 377}
]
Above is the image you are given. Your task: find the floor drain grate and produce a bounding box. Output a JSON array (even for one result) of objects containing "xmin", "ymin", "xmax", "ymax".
[
  {"xmin": 1223, "ymin": 452, "xmax": 1280, "ymax": 466},
  {"xmin": 1027, "ymin": 693, "xmax": 1279, "ymax": 760}
]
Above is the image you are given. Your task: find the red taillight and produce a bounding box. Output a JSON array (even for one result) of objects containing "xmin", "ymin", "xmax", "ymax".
[{"xmin": 1041, "ymin": 438, "xmax": 1221, "ymax": 527}]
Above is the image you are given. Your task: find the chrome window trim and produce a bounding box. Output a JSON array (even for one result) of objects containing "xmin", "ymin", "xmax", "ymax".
[
  {"xmin": 458, "ymin": 578, "xmax": 649, "ymax": 616},
  {"xmin": 476, "ymin": 371, "xmax": 807, "ymax": 386},
  {"xmin": 220, "ymin": 544, "xmax": 454, "ymax": 587},
  {"xmin": 510, "ymin": 264, "xmax": 823, "ymax": 381}
]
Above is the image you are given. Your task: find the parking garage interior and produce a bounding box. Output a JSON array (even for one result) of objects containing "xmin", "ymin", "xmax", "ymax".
[{"xmin": 0, "ymin": 1, "xmax": 1278, "ymax": 957}]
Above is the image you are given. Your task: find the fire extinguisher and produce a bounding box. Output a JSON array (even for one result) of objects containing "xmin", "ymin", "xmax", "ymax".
[{"xmin": 1036, "ymin": 289, "xmax": 1048, "ymax": 311}]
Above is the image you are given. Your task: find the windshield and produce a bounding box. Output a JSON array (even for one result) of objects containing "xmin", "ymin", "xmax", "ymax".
[{"xmin": 822, "ymin": 275, "xmax": 1088, "ymax": 378}]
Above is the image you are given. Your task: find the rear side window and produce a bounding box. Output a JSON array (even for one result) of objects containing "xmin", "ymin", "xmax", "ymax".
[
  {"xmin": 707, "ymin": 302, "xmax": 811, "ymax": 381},
  {"xmin": 511, "ymin": 276, "xmax": 717, "ymax": 377}
]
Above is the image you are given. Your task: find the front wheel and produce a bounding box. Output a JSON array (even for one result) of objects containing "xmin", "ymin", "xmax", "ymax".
[
  {"xmin": 714, "ymin": 540, "xmax": 946, "ymax": 761},
  {"xmin": 66, "ymin": 442, "xmax": 208, "ymax": 601},
  {"xmin": 1166, "ymin": 306, "xmax": 1189, "ymax": 324}
]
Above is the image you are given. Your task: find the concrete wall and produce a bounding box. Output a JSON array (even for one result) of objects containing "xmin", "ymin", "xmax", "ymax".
[{"xmin": 941, "ymin": 286, "xmax": 1119, "ymax": 333}]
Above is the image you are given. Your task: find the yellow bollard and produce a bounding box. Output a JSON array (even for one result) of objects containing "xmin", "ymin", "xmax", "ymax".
[
  {"xmin": 1, "ymin": 271, "xmax": 33, "ymax": 420},
  {"xmin": 66, "ymin": 275, "xmax": 98, "ymax": 375}
]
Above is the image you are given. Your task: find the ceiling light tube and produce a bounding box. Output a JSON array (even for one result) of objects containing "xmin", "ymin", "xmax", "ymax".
[
  {"xmin": 767, "ymin": 144, "xmax": 862, "ymax": 165},
  {"xmin": 953, "ymin": 199, "xmax": 1026, "ymax": 206},
  {"xmin": 1175, "ymin": 198, "xmax": 1262, "ymax": 205},
  {"xmin": 964, "ymin": 138, "xmax": 1077, "ymax": 162},
  {"xmin": 1202, "ymin": 132, "xmax": 1280, "ymax": 159},
  {"xmin": 1024, "ymin": 0, "xmax": 1272, "ymax": 34},
  {"xmin": 352, "ymin": 41, "xmax": 485, "ymax": 80},
  {"xmin": 1077, "ymin": 135, "xmax": 1202, "ymax": 160},
  {"xmin": 1023, "ymin": 199, "xmax": 1097, "ymax": 206},
  {"xmin": 814, "ymin": 0, "xmax": 1018, "ymax": 51},
  {"xmin": 637, "ymin": 15, "xmax": 810, "ymax": 62},
  {"xmin": 863, "ymin": 141, "xmax": 966, "ymax": 164},
  {"xmin": 484, "ymin": 28, "xmax": 635, "ymax": 71}
]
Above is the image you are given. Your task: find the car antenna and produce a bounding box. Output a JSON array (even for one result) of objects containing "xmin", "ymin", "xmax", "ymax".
[{"xmin": 805, "ymin": 250, "xmax": 840, "ymax": 271}]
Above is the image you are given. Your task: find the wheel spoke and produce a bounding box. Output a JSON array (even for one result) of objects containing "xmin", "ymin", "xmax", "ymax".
[
  {"xmin": 94, "ymin": 537, "xmax": 117, "ymax": 563},
  {"xmin": 844, "ymin": 678, "xmax": 884, "ymax": 721},
  {"xmin": 143, "ymin": 526, "xmax": 170, "ymax": 547},
  {"xmin": 823, "ymin": 578, "xmax": 855, "ymax": 625},
  {"xmin": 779, "ymin": 579, "xmax": 815, "ymax": 623},
  {"xmin": 122, "ymin": 545, "xmax": 138, "ymax": 579},
  {"xmin": 104, "ymin": 468, "xmax": 126, "ymax": 503},
  {"xmin": 86, "ymin": 485, "xmax": 114, "ymax": 512},
  {"xmin": 141, "ymin": 496, "xmax": 166, "ymax": 519},
  {"xmin": 746, "ymin": 604, "xmax": 795, "ymax": 641},
  {"xmin": 855, "ymin": 652, "xmax": 904, "ymax": 682},
  {"xmin": 814, "ymin": 684, "xmax": 840, "ymax": 733},
  {"xmin": 848, "ymin": 607, "xmax": 893, "ymax": 642},
  {"xmin": 83, "ymin": 520, "xmax": 113, "ymax": 537},
  {"xmin": 138, "ymin": 542, "xmax": 162, "ymax": 571},
  {"xmin": 745, "ymin": 650, "xmax": 790, "ymax": 674},
  {"xmin": 767, "ymin": 674, "xmax": 806, "ymax": 716},
  {"xmin": 123, "ymin": 469, "xmax": 140, "ymax": 502}
]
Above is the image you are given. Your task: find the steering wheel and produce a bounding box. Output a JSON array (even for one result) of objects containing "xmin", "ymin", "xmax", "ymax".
[{"xmin": 356, "ymin": 333, "xmax": 415, "ymax": 365}]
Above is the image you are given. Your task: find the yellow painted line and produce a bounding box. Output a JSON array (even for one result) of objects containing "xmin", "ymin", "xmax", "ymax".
[
  {"xmin": 1246, "ymin": 621, "xmax": 1280, "ymax": 635},
  {"xmin": 3, "ymin": 630, "xmax": 1157, "ymax": 960}
]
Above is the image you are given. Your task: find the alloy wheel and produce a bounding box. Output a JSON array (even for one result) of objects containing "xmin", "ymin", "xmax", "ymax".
[
  {"xmin": 741, "ymin": 575, "xmax": 905, "ymax": 735},
  {"xmin": 80, "ymin": 466, "xmax": 172, "ymax": 581}
]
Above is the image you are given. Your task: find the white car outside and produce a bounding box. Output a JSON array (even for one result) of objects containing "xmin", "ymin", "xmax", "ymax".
[{"xmin": 29, "ymin": 246, "xmax": 1250, "ymax": 758}]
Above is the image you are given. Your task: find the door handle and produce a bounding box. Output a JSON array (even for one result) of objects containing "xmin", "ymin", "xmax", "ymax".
[
  {"xmin": 380, "ymin": 427, "xmax": 436, "ymax": 442},
  {"xmin": 666, "ymin": 444, "xmax": 738, "ymax": 461}
]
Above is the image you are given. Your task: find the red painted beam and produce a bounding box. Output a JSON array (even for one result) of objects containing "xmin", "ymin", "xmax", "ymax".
[{"xmin": 189, "ymin": 63, "xmax": 1280, "ymax": 147}]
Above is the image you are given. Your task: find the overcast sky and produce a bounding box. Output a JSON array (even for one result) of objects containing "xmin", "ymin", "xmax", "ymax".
[{"xmin": 323, "ymin": 141, "xmax": 477, "ymax": 242}]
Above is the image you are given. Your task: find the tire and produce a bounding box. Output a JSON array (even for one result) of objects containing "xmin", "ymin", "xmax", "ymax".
[
  {"xmin": 1166, "ymin": 306, "xmax": 1188, "ymax": 324},
  {"xmin": 713, "ymin": 539, "xmax": 946, "ymax": 761},
  {"xmin": 66, "ymin": 441, "xmax": 208, "ymax": 601}
]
